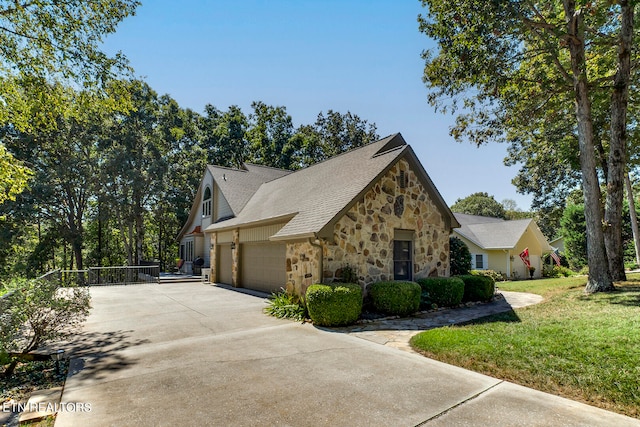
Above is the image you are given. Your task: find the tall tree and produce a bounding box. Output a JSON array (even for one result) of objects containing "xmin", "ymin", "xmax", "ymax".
[
  {"xmin": 201, "ymin": 105, "xmax": 248, "ymax": 168},
  {"xmin": 451, "ymin": 192, "xmax": 507, "ymax": 219},
  {"xmin": 101, "ymin": 81, "xmax": 167, "ymax": 265},
  {"xmin": 289, "ymin": 110, "xmax": 379, "ymax": 167},
  {"xmin": 0, "ymin": 1, "xmax": 139, "ymax": 204},
  {"xmin": 247, "ymin": 101, "xmax": 297, "ymax": 169},
  {"xmin": 418, "ymin": 0, "xmax": 636, "ymax": 292}
]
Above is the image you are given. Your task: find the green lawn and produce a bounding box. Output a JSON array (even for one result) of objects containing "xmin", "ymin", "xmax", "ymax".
[{"xmin": 410, "ymin": 274, "xmax": 640, "ymax": 418}]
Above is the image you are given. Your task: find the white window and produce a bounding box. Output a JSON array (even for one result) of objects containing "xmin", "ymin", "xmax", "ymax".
[
  {"xmin": 202, "ymin": 186, "xmax": 212, "ymax": 217},
  {"xmin": 471, "ymin": 253, "xmax": 488, "ymax": 270}
]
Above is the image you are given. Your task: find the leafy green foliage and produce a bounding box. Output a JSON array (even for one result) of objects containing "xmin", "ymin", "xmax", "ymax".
[
  {"xmin": 0, "ymin": 277, "xmax": 91, "ymax": 377},
  {"xmin": 470, "ymin": 269, "xmax": 504, "ymax": 282},
  {"xmin": 306, "ymin": 283, "xmax": 362, "ymax": 327},
  {"xmin": 458, "ymin": 274, "xmax": 495, "ymax": 302},
  {"xmin": 416, "ymin": 277, "xmax": 464, "ymax": 309},
  {"xmin": 0, "ymin": 144, "xmax": 32, "ymax": 207},
  {"xmin": 560, "ymin": 203, "xmax": 588, "ymax": 271},
  {"xmin": 449, "ymin": 237, "xmax": 471, "ymax": 276},
  {"xmin": 368, "ymin": 281, "xmax": 421, "ymax": 317},
  {"xmin": 335, "ymin": 264, "xmax": 359, "ymax": 284},
  {"xmin": 450, "ymin": 192, "xmax": 506, "ymax": 219},
  {"xmin": 263, "ymin": 290, "xmax": 307, "ymax": 322}
]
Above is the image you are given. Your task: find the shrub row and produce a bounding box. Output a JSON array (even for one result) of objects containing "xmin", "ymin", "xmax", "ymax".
[{"xmin": 300, "ymin": 275, "xmax": 496, "ymax": 327}]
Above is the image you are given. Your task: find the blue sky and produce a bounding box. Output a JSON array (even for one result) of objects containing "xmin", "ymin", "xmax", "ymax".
[{"xmin": 102, "ymin": 0, "xmax": 533, "ymax": 210}]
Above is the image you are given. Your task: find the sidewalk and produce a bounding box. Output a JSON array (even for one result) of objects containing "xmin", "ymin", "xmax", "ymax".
[{"xmin": 340, "ymin": 291, "xmax": 543, "ymax": 352}]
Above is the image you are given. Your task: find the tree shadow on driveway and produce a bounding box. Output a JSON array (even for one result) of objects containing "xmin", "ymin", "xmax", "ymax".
[{"xmin": 59, "ymin": 330, "xmax": 150, "ymax": 382}]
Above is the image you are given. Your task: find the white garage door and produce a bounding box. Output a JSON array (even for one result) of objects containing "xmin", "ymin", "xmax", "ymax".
[
  {"xmin": 241, "ymin": 242, "xmax": 286, "ymax": 293},
  {"xmin": 217, "ymin": 244, "xmax": 233, "ymax": 285}
]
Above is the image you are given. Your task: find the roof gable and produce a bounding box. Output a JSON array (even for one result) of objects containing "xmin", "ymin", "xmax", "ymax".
[
  {"xmin": 453, "ymin": 213, "xmax": 551, "ymax": 251},
  {"xmin": 207, "ymin": 163, "xmax": 291, "ymax": 214},
  {"xmin": 206, "ymin": 133, "xmax": 459, "ymax": 240}
]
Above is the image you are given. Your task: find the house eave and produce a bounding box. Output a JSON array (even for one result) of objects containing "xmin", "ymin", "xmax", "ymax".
[{"xmin": 205, "ymin": 213, "xmax": 297, "ymax": 234}]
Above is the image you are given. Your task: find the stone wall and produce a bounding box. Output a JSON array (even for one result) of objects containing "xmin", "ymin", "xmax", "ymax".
[
  {"xmin": 324, "ymin": 159, "xmax": 450, "ymax": 289},
  {"xmin": 285, "ymin": 241, "xmax": 321, "ymax": 296}
]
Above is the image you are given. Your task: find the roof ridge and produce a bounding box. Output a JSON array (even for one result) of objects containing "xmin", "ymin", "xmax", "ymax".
[
  {"xmin": 276, "ymin": 133, "xmax": 402, "ymax": 173},
  {"xmin": 243, "ymin": 162, "xmax": 292, "ymax": 173}
]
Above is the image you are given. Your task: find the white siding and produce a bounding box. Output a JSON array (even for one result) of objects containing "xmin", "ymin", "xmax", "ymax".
[
  {"xmin": 239, "ymin": 223, "xmax": 286, "ymax": 243},
  {"xmin": 215, "ymin": 185, "xmax": 233, "ymax": 221}
]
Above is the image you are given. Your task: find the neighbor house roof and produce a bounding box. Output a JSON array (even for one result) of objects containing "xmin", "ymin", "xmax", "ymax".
[
  {"xmin": 453, "ymin": 213, "xmax": 552, "ymax": 251},
  {"xmin": 206, "ymin": 133, "xmax": 459, "ymax": 240}
]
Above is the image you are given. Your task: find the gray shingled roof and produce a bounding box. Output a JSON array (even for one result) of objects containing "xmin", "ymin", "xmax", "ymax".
[
  {"xmin": 206, "ymin": 133, "xmax": 457, "ymax": 240},
  {"xmin": 453, "ymin": 213, "xmax": 548, "ymax": 250},
  {"xmin": 207, "ymin": 164, "xmax": 291, "ymax": 216}
]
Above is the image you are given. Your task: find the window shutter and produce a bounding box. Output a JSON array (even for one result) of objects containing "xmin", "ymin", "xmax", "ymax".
[{"xmin": 470, "ymin": 254, "xmax": 476, "ymax": 269}]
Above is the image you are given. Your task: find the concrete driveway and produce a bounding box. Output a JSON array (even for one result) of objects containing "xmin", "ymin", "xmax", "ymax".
[{"xmin": 55, "ymin": 282, "xmax": 639, "ymax": 427}]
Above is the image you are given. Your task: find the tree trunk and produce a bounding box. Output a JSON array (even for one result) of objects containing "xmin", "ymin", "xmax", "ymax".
[
  {"xmin": 625, "ymin": 173, "xmax": 640, "ymax": 266},
  {"xmin": 135, "ymin": 210, "xmax": 143, "ymax": 266},
  {"xmin": 604, "ymin": 0, "xmax": 633, "ymax": 282},
  {"xmin": 564, "ymin": 1, "xmax": 614, "ymax": 293}
]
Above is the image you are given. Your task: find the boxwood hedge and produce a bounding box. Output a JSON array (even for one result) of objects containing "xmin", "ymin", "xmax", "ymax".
[
  {"xmin": 458, "ymin": 274, "xmax": 495, "ymax": 302},
  {"xmin": 368, "ymin": 281, "xmax": 421, "ymax": 317},
  {"xmin": 306, "ymin": 283, "xmax": 362, "ymax": 326},
  {"xmin": 416, "ymin": 277, "xmax": 464, "ymax": 308}
]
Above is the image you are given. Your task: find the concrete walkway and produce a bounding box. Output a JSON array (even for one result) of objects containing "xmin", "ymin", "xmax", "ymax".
[
  {"xmin": 340, "ymin": 291, "xmax": 543, "ymax": 352},
  {"xmin": 54, "ymin": 282, "xmax": 639, "ymax": 427}
]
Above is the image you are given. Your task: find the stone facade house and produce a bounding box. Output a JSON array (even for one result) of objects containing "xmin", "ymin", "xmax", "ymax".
[
  {"xmin": 452, "ymin": 213, "xmax": 553, "ymax": 279},
  {"xmin": 178, "ymin": 133, "xmax": 460, "ymax": 295}
]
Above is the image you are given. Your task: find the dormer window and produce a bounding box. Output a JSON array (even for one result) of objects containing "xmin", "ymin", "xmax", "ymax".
[{"xmin": 202, "ymin": 186, "xmax": 212, "ymax": 217}]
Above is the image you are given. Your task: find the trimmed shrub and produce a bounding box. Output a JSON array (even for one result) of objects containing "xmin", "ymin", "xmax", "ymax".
[
  {"xmin": 306, "ymin": 283, "xmax": 362, "ymax": 326},
  {"xmin": 416, "ymin": 277, "xmax": 464, "ymax": 308},
  {"xmin": 470, "ymin": 269, "xmax": 504, "ymax": 282},
  {"xmin": 458, "ymin": 274, "xmax": 495, "ymax": 302},
  {"xmin": 368, "ymin": 281, "xmax": 421, "ymax": 317}
]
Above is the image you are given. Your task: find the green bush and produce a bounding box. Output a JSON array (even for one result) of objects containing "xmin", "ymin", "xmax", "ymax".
[
  {"xmin": 416, "ymin": 277, "xmax": 464, "ymax": 308},
  {"xmin": 542, "ymin": 265, "xmax": 576, "ymax": 278},
  {"xmin": 458, "ymin": 274, "xmax": 495, "ymax": 302},
  {"xmin": 264, "ymin": 289, "xmax": 307, "ymax": 321},
  {"xmin": 368, "ymin": 281, "xmax": 421, "ymax": 317},
  {"xmin": 306, "ymin": 283, "xmax": 362, "ymax": 326},
  {"xmin": 449, "ymin": 237, "xmax": 472, "ymax": 275},
  {"xmin": 470, "ymin": 269, "xmax": 504, "ymax": 282}
]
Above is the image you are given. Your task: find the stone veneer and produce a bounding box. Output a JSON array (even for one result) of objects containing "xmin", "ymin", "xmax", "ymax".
[
  {"xmin": 285, "ymin": 158, "xmax": 450, "ymax": 294},
  {"xmin": 285, "ymin": 241, "xmax": 321, "ymax": 296}
]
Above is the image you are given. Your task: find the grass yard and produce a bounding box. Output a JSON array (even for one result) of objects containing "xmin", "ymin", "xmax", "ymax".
[{"xmin": 410, "ymin": 274, "xmax": 640, "ymax": 418}]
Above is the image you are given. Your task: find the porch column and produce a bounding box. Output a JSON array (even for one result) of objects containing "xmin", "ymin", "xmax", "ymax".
[{"xmin": 210, "ymin": 233, "xmax": 217, "ymax": 283}]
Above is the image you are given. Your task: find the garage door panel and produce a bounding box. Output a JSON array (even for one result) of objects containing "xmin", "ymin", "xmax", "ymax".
[
  {"xmin": 217, "ymin": 244, "xmax": 232, "ymax": 285},
  {"xmin": 241, "ymin": 243, "xmax": 286, "ymax": 293}
]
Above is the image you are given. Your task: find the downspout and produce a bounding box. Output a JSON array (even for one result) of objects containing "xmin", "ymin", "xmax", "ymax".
[
  {"xmin": 309, "ymin": 236, "xmax": 324, "ymax": 284},
  {"xmin": 503, "ymin": 250, "xmax": 511, "ymax": 279}
]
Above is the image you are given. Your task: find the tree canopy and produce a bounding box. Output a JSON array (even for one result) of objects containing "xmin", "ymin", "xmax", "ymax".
[
  {"xmin": 419, "ymin": 0, "xmax": 637, "ymax": 291},
  {"xmin": 0, "ymin": 0, "xmax": 139, "ymax": 206},
  {"xmin": 450, "ymin": 192, "xmax": 507, "ymax": 219}
]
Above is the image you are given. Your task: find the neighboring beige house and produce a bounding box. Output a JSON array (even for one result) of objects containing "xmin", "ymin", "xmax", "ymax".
[
  {"xmin": 178, "ymin": 133, "xmax": 460, "ymax": 295},
  {"xmin": 452, "ymin": 213, "xmax": 553, "ymax": 279}
]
